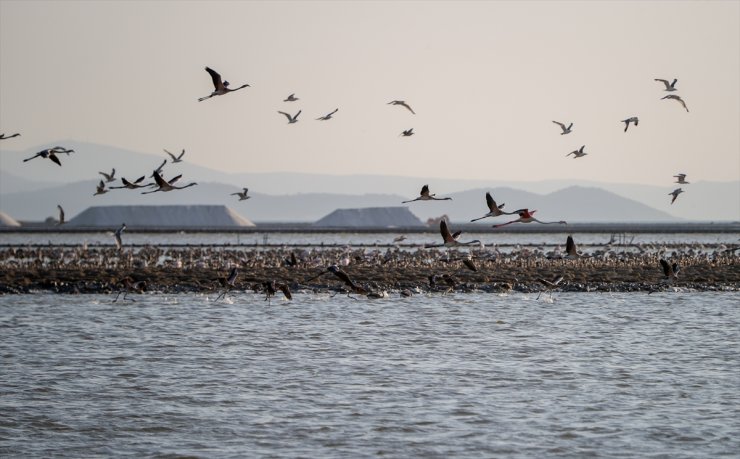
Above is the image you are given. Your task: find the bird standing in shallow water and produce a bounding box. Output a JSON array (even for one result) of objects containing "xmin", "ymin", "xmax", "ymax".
[
  {"xmin": 402, "ymin": 185, "xmax": 452, "ymax": 203},
  {"xmin": 57, "ymin": 205, "xmax": 65, "ymax": 225},
  {"xmin": 198, "ymin": 67, "xmax": 250, "ymax": 102}
]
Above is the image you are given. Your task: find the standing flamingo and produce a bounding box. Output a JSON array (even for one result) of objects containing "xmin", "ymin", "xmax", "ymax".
[
  {"xmin": 278, "ymin": 110, "xmax": 301, "ymax": 124},
  {"xmin": 492, "ymin": 209, "xmax": 566, "ymax": 228},
  {"xmin": 198, "ymin": 67, "xmax": 250, "ymax": 102}
]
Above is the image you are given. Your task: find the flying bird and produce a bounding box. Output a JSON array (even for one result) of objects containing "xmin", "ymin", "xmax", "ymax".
[
  {"xmin": 0, "ymin": 133, "xmax": 20, "ymax": 140},
  {"xmin": 23, "ymin": 148, "xmax": 69, "ymax": 166},
  {"xmin": 470, "ymin": 192, "xmax": 515, "ymax": 222},
  {"xmin": 263, "ymin": 280, "xmax": 292, "ymax": 304},
  {"xmin": 492, "ymin": 209, "xmax": 567, "ymax": 228},
  {"xmin": 99, "ymin": 168, "xmax": 116, "ymax": 183},
  {"xmin": 661, "ymin": 94, "xmax": 689, "ymax": 112},
  {"xmin": 231, "ymin": 188, "xmax": 250, "ymax": 201},
  {"xmin": 278, "ymin": 110, "xmax": 301, "ymax": 124},
  {"xmin": 564, "ymin": 235, "xmax": 589, "ymax": 259},
  {"xmin": 424, "ymin": 220, "xmax": 483, "ymax": 248},
  {"xmin": 114, "ymin": 223, "xmax": 126, "ymax": 250},
  {"xmin": 674, "ymin": 173, "xmax": 689, "ymax": 184},
  {"xmin": 316, "ymin": 108, "xmax": 338, "ymax": 120},
  {"xmin": 552, "ymin": 121, "xmax": 573, "ymax": 135},
  {"xmin": 669, "ymin": 188, "xmax": 684, "ymax": 204},
  {"xmin": 150, "ymin": 159, "xmax": 167, "ymax": 178},
  {"xmin": 94, "ymin": 180, "xmax": 108, "ymax": 196},
  {"xmin": 402, "ymin": 184, "xmax": 452, "ymax": 203},
  {"xmin": 57, "ymin": 205, "xmax": 65, "ymax": 225},
  {"xmin": 622, "ymin": 117, "xmax": 639, "ymax": 132},
  {"xmin": 659, "ymin": 259, "xmax": 680, "ymax": 281},
  {"xmin": 142, "ymin": 171, "xmax": 197, "ymax": 194},
  {"xmin": 654, "ymin": 78, "xmax": 678, "ymax": 91},
  {"xmin": 110, "ymin": 176, "xmax": 148, "ymax": 190},
  {"xmin": 164, "ymin": 149, "xmax": 185, "ymax": 163},
  {"xmin": 305, "ymin": 265, "xmax": 368, "ymax": 297},
  {"xmin": 388, "ymin": 100, "xmax": 415, "ymax": 114},
  {"xmin": 393, "ymin": 235, "xmax": 407, "ymax": 243},
  {"xmin": 198, "ymin": 67, "xmax": 250, "ymax": 102},
  {"xmin": 215, "ymin": 267, "xmax": 239, "ymax": 300},
  {"xmin": 537, "ymin": 275, "xmax": 564, "ymax": 300},
  {"xmin": 566, "ymin": 145, "xmax": 587, "ymax": 159},
  {"xmin": 400, "ymin": 128, "xmax": 414, "ymax": 137},
  {"xmin": 113, "ymin": 277, "xmax": 146, "ymax": 302},
  {"xmin": 284, "ymin": 93, "xmax": 299, "ymax": 102}
]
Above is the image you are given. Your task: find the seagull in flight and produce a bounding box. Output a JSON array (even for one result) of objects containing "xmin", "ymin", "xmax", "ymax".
[
  {"xmin": 400, "ymin": 128, "xmax": 414, "ymax": 137},
  {"xmin": 164, "ymin": 148, "xmax": 185, "ymax": 163},
  {"xmin": 198, "ymin": 67, "xmax": 250, "ymax": 102},
  {"xmin": 552, "ymin": 121, "xmax": 573, "ymax": 135},
  {"xmin": 284, "ymin": 93, "xmax": 299, "ymax": 102},
  {"xmin": 99, "ymin": 168, "xmax": 116, "ymax": 183},
  {"xmin": 654, "ymin": 78, "xmax": 678, "ymax": 91},
  {"xmin": 231, "ymin": 188, "xmax": 250, "ymax": 201},
  {"xmin": 316, "ymin": 108, "xmax": 338, "ymax": 120},
  {"xmin": 388, "ymin": 100, "xmax": 415, "ymax": 114},
  {"xmin": 674, "ymin": 173, "xmax": 689, "ymax": 184},
  {"xmin": 669, "ymin": 188, "xmax": 684, "ymax": 204},
  {"xmin": 114, "ymin": 223, "xmax": 126, "ymax": 250},
  {"xmin": 566, "ymin": 145, "xmax": 587, "ymax": 158},
  {"xmin": 470, "ymin": 192, "xmax": 515, "ymax": 222},
  {"xmin": 402, "ymin": 184, "xmax": 452, "ymax": 203},
  {"xmin": 278, "ymin": 110, "xmax": 301, "ymax": 124},
  {"xmin": 661, "ymin": 94, "xmax": 689, "ymax": 112},
  {"xmin": 622, "ymin": 117, "xmax": 639, "ymax": 132},
  {"xmin": 94, "ymin": 180, "xmax": 109, "ymax": 196}
]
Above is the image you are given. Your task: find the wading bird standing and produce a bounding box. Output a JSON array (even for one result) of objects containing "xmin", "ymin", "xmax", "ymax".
[
  {"xmin": 99, "ymin": 168, "xmax": 116, "ymax": 183},
  {"xmin": 669, "ymin": 188, "xmax": 684, "ymax": 204},
  {"xmin": 231, "ymin": 188, "xmax": 250, "ymax": 201},
  {"xmin": 622, "ymin": 117, "xmax": 639, "ymax": 132},
  {"xmin": 142, "ymin": 171, "xmax": 197, "ymax": 194},
  {"xmin": 388, "ymin": 100, "xmax": 415, "ymax": 114},
  {"xmin": 654, "ymin": 78, "xmax": 678, "ymax": 91},
  {"xmin": 198, "ymin": 67, "xmax": 250, "ymax": 102},
  {"xmin": 57, "ymin": 205, "xmax": 65, "ymax": 225},
  {"xmin": 400, "ymin": 128, "xmax": 414, "ymax": 137},
  {"xmin": 674, "ymin": 173, "xmax": 689, "ymax": 184},
  {"xmin": 402, "ymin": 185, "xmax": 452, "ymax": 203},
  {"xmin": 552, "ymin": 121, "xmax": 573, "ymax": 135},
  {"xmin": 284, "ymin": 93, "xmax": 299, "ymax": 102},
  {"xmin": 278, "ymin": 110, "xmax": 301, "ymax": 124},
  {"xmin": 492, "ymin": 209, "xmax": 567, "ymax": 228},
  {"xmin": 114, "ymin": 223, "xmax": 126, "ymax": 250},
  {"xmin": 424, "ymin": 220, "xmax": 483, "ymax": 248},
  {"xmin": 164, "ymin": 148, "xmax": 185, "ymax": 163},
  {"xmin": 0, "ymin": 133, "xmax": 21, "ymax": 140},
  {"xmin": 470, "ymin": 192, "xmax": 515, "ymax": 222},
  {"xmin": 661, "ymin": 94, "xmax": 689, "ymax": 112},
  {"xmin": 567, "ymin": 145, "xmax": 587, "ymax": 159},
  {"xmin": 316, "ymin": 108, "xmax": 338, "ymax": 120}
]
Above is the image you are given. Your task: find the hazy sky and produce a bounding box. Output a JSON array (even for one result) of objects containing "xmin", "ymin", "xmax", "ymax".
[{"xmin": 1, "ymin": 1, "xmax": 738, "ymax": 185}]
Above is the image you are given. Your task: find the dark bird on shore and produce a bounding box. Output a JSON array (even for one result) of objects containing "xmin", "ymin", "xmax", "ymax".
[
  {"xmin": 57, "ymin": 205, "xmax": 65, "ymax": 225},
  {"xmin": 388, "ymin": 100, "xmax": 415, "ymax": 114},
  {"xmin": 198, "ymin": 67, "xmax": 250, "ymax": 102},
  {"xmin": 660, "ymin": 259, "xmax": 680, "ymax": 281},
  {"xmin": 114, "ymin": 223, "xmax": 126, "ymax": 250},
  {"xmin": 402, "ymin": 184, "xmax": 452, "ymax": 203},
  {"xmin": 0, "ymin": 133, "xmax": 21, "ymax": 140},
  {"xmin": 284, "ymin": 93, "xmax": 299, "ymax": 102},
  {"xmin": 552, "ymin": 121, "xmax": 573, "ymax": 135},
  {"xmin": 94, "ymin": 180, "xmax": 108, "ymax": 196},
  {"xmin": 492, "ymin": 209, "xmax": 567, "ymax": 228},
  {"xmin": 470, "ymin": 192, "xmax": 516, "ymax": 222},
  {"xmin": 537, "ymin": 275, "xmax": 564, "ymax": 300},
  {"xmin": 113, "ymin": 277, "xmax": 147, "ymax": 302},
  {"xmin": 263, "ymin": 280, "xmax": 292, "ymax": 303},
  {"xmin": 316, "ymin": 108, "xmax": 338, "ymax": 120},
  {"xmin": 567, "ymin": 145, "xmax": 587, "ymax": 159},
  {"xmin": 400, "ymin": 128, "xmax": 414, "ymax": 137},
  {"xmin": 231, "ymin": 188, "xmax": 250, "ymax": 201},
  {"xmin": 110, "ymin": 176, "xmax": 148, "ymax": 190},
  {"xmin": 654, "ymin": 78, "xmax": 678, "ymax": 91},
  {"xmin": 99, "ymin": 168, "xmax": 116, "ymax": 183},
  {"xmin": 674, "ymin": 173, "xmax": 689, "ymax": 184},
  {"xmin": 622, "ymin": 117, "xmax": 639, "ymax": 132},
  {"xmin": 164, "ymin": 148, "xmax": 185, "ymax": 163},
  {"xmin": 661, "ymin": 94, "xmax": 689, "ymax": 112},
  {"xmin": 215, "ymin": 267, "xmax": 239, "ymax": 300},
  {"xmin": 424, "ymin": 220, "xmax": 483, "ymax": 248},
  {"xmin": 669, "ymin": 188, "xmax": 684, "ymax": 204},
  {"xmin": 142, "ymin": 171, "xmax": 197, "ymax": 194},
  {"xmin": 278, "ymin": 110, "xmax": 301, "ymax": 124}
]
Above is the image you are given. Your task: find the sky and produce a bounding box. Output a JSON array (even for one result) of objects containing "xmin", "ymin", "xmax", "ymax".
[{"xmin": 1, "ymin": 1, "xmax": 738, "ymax": 186}]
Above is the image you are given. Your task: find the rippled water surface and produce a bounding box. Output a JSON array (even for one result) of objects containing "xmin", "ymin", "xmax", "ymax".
[{"xmin": 1, "ymin": 292, "xmax": 738, "ymax": 458}]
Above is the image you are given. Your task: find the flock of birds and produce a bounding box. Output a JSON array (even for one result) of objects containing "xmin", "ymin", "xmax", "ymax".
[{"xmin": 0, "ymin": 68, "xmax": 698, "ymax": 301}]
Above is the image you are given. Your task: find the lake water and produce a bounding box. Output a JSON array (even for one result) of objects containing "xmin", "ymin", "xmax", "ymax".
[{"xmin": 1, "ymin": 292, "xmax": 738, "ymax": 458}]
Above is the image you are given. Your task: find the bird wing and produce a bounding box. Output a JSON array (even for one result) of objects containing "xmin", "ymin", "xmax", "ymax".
[
  {"xmin": 178, "ymin": 149, "xmax": 185, "ymax": 159},
  {"xmin": 462, "ymin": 259, "xmax": 478, "ymax": 272},
  {"xmin": 278, "ymin": 111, "xmax": 292, "ymax": 121},
  {"xmin": 205, "ymin": 67, "xmax": 223, "ymax": 90},
  {"xmin": 400, "ymin": 102, "xmax": 415, "ymax": 114},
  {"xmin": 152, "ymin": 171, "xmax": 167, "ymax": 187},
  {"xmin": 420, "ymin": 184, "xmax": 430, "ymax": 197},
  {"xmin": 278, "ymin": 284, "xmax": 292, "ymax": 300},
  {"xmin": 654, "ymin": 78, "xmax": 670, "ymax": 89},
  {"xmin": 660, "ymin": 259, "xmax": 671, "ymax": 277},
  {"xmin": 49, "ymin": 152, "xmax": 62, "ymax": 166},
  {"xmin": 58, "ymin": 205, "xmax": 65, "ymax": 224},
  {"xmin": 440, "ymin": 220, "xmax": 454, "ymax": 243},
  {"xmin": 485, "ymin": 192, "xmax": 497, "ymax": 212},
  {"xmin": 168, "ymin": 174, "xmax": 183, "ymax": 185},
  {"xmin": 552, "ymin": 120, "xmax": 566, "ymax": 130},
  {"xmin": 133, "ymin": 176, "xmax": 145, "ymax": 184},
  {"xmin": 566, "ymin": 235, "xmax": 577, "ymax": 256}
]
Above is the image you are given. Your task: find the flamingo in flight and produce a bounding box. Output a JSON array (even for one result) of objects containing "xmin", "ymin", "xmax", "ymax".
[
  {"xmin": 537, "ymin": 275, "xmax": 564, "ymax": 300},
  {"xmin": 674, "ymin": 174, "xmax": 689, "ymax": 184},
  {"xmin": 0, "ymin": 133, "xmax": 20, "ymax": 140},
  {"xmin": 622, "ymin": 117, "xmax": 639, "ymax": 132},
  {"xmin": 215, "ymin": 267, "xmax": 239, "ymax": 301},
  {"xmin": 278, "ymin": 110, "xmax": 301, "ymax": 124},
  {"xmin": 23, "ymin": 147, "xmax": 73, "ymax": 166},
  {"xmin": 565, "ymin": 235, "xmax": 589, "ymax": 259},
  {"xmin": 57, "ymin": 205, "xmax": 65, "ymax": 225},
  {"xmin": 552, "ymin": 121, "xmax": 573, "ymax": 135},
  {"xmin": 142, "ymin": 171, "xmax": 197, "ymax": 194},
  {"xmin": 654, "ymin": 78, "xmax": 678, "ymax": 91},
  {"xmin": 402, "ymin": 185, "xmax": 452, "ymax": 203},
  {"xmin": 661, "ymin": 94, "xmax": 689, "ymax": 112},
  {"xmin": 164, "ymin": 148, "xmax": 185, "ymax": 163},
  {"xmin": 198, "ymin": 67, "xmax": 250, "ymax": 102},
  {"xmin": 567, "ymin": 145, "xmax": 587, "ymax": 159},
  {"xmin": 284, "ymin": 93, "xmax": 299, "ymax": 102},
  {"xmin": 262, "ymin": 281, "xmax": 292, "ymax": 304},
  {"xmin": 316, "ymin": 108, "xmax": 338, "ymax": 120},
  {"xmin": 492, "ymin": 209, "xmax": 567, "ymax": 228},
  {"xmin": 424, "ymin": 220, "xmax": 483, "ymax": 248},
  {"xmin": 388, "ymin": 100, "xmax": 415, "ymax": 114},
  {"xmin": 669, "ymin": 188, "xmax": 684, "ymax": 204},
  {"xmin": 659, "ymin": 259, "xmax": 680, "ymax": 281},
  {"xmin": 231, "ymin": 188, "xmax": 250, "ymax": 201},
  {"xmin": 110, "ymin": 176, "xmax": 148, "ymax": 190},
  {"xmin": 400, "ymin": 128, "xmax": 414, "ymax": 137},
  {"xmin": 99, "ymin": 168, "xmax": 116, "ymax": 183},
  {"xmin": 470, "ymin": 192, "xmax": 516, "ymax": 222}
]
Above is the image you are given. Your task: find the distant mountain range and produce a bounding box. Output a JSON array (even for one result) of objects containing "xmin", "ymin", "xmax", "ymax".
[{"xmin": 1, "ymin": 140, "xmax": 738, "ymax": 222}]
